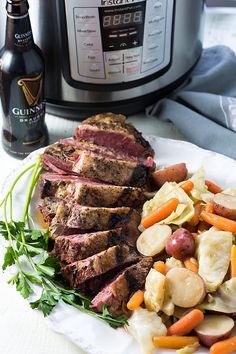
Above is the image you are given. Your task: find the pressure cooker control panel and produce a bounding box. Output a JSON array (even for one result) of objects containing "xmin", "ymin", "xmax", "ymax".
[{"xmin": 65, "ymin": 0, "xmax": 174, "ymax": 84}]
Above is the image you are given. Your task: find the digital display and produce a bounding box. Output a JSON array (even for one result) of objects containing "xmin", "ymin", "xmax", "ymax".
[{"xmin": 103, "ymin": 11, "xmax": 143, "ymax": 28}]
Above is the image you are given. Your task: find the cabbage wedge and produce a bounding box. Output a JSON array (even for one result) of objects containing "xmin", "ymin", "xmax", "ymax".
[
  {"xmin": 196, "ymin": 228, "xmax": 232, "ymax": 292},
  {"xmin": 142, "ymin": 182, "xmax": 194, "ymax": 226},
  {"xmin": 199, "ymin": 278, "xmax": 236, "ymax": 313}
]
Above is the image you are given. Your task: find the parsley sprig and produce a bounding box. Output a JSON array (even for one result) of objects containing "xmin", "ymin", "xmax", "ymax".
[{"xmin": 0, "ymin": 155, "xmax": 127, "ymax": 328}]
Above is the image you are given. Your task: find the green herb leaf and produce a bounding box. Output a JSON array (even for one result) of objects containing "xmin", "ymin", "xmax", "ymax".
[
  {"xmin": 61, "ymin": 293, "xmax": 76, "ymax": 303},
  {"xmin": 30, "ymin": 289, "xmax": 60, "ymax": 316},
  {"xmin": 24, "ymin": 272, "xmax": 43, "ymax": 285},
  {"xmin": 0, "ymin": 221, "xmax": 9, "ymax": 240},
  {"xmin": 8, "ymin": 272, "xmax": 19, "ymax": 285},
  {"xmin": 30, "ymin": 230, "xmax": 42, "ymax": 240},
  {"xmin": 0, "ymin": 221, "xmax": 24, "ymax": 240},
  {"xmin": 16, "ymin": 273, "xmax": 33, "ymax": 299},
  {"xmin": 2, "ymin": 246, "xmax": 15, "ymax": 270},
  {"xmin": 25, "ymin": 244, "xmax": 45, "ymax": 256},
  {"xmin": 24, "ymin": 228, "xmax": 49, "ymax": 250},
  {"xmin": 37, "ymin": 264, "xmax": 55, "ymax": 277},
  {"xmin": 101, "ymin": 305, "xmax": 128, "ymax": 329},
  {"xmin": 13, "ymin": 221, "xmax": 25, "ymax": 232},
  {"xmin": 42, "ymin": 256, "xmax": 60, "ymax": 273}
]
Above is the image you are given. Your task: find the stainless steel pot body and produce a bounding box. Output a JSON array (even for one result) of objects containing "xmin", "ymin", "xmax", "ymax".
[{"xmin": 0, "ymin": 0, "xmax": 204, "ymax": 118}]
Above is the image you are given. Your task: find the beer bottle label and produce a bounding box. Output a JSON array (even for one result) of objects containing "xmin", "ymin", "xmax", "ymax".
[
  {"xmin": 6, "ymin": 13, "xmax": 33, "ymax": 50},
  {"xmin": 9, "ymin": 72, "xmax": 46, "ymax": 146},
  {"xmin": 14, "ymin": 28, "xmax": 33, "ymax": 48}
]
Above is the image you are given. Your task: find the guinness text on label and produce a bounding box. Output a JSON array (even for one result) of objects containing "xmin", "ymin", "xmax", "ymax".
[
  {"xmin": 15, "ymin": 30, "xmax": 32, "ymax": 39},
  {"xmin": 12, "ymin": 102, "xmax": 44, "ymax": 116}
]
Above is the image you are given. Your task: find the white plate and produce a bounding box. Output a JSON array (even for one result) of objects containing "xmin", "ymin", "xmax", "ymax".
[{"xmin": 1, "ymin": 135, "xmax": 236, "ymax": 354}]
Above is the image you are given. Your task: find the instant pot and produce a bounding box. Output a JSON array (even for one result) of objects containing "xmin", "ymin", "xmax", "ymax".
[{"xmin": 0, "ymin": 0, "xmax": 204, "ymax": 118}]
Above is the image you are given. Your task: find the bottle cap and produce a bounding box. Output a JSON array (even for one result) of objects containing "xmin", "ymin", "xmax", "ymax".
[{"xmin": 6, "ymin": 0, "xmax": 29, "ymax": 16}]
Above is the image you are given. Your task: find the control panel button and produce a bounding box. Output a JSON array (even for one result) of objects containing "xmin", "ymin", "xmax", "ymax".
[
  {"xmin": 77, "ymin": 28, "xmax": 97, "ymax": 36},
  {"xmin": 124, "ymin": 48, "xmax": 141, "ymax": 63},
  {"xmin": 75, "ymin": 13, "xmax": 96, "ymax": 23},
  {"xmin": 149, "ymin": 29, "xmax": 163, "ymax": 37},
  {"xmin": 79, "ymin": 38, "xmax": 99, "ymax": 50},
  {"xmin": 125, "ymin": 62, "xmax": 140, "ymax": 76},
  {"xmin": 107, "ymin": 53, "xmax": 122, "ymax": 62},
  {"xmin": 84, "ymin": 52, "xmax": 102, "ymax": 62},
  {"xmin": 76, "ymin": 24, "xmax": 98, "ymax": 36},
  {"xmin": 129, "ymin": 31, "xmax": 138, "ymax": 36},
  {"xmin": 79, "ymin": 61, "xmax": 105, "ymax": 79},
  {"xmin": 74, "ymin": 8, "xmax": 98, "ymax": 23},
  {"xmin": 143, "ymin": 57, "xmax": 158, "ymax": 65},
  {"xmin": 107, "ymin": 64, "xmax": 122, "ymax": 77},
  {"xmin": 148, "ymin": 44, "xmax": 159, "ymax": 50},
  {"xmin": 90, "ymin": 64, "xmax": 101, "ymax": 72},
  {"xmin": 153, "ymin": 1, "xmax": 163, "ymax": 9},
  {"xmin": 149, "ymin": 16, "xmax": 163, "ymax": 24}
]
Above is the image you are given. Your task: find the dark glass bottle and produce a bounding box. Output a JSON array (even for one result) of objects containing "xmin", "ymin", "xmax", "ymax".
[{"xmin": 0, "ymin": 0, "xmax": 48, "ymax": 159}]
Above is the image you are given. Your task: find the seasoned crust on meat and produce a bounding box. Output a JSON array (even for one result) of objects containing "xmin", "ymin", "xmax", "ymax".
[
  {"xmin": 61, "ymin": 245, "xmax": 140, "ymax": 287},
  {"xmin": 91, "ymin": 257, "xmax": 153, "ymax": 317}
]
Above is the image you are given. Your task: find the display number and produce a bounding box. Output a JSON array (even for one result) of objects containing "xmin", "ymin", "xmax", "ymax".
[
  {"xmin": 103, "ymin": 11, "xmax": 142, "ymax": 28},
  {"xmin": 123, "ymin": 13, "xmax": 132, "ymax": 24}
]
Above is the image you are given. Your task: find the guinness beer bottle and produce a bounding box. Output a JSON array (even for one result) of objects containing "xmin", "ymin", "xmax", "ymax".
[{"xmin": 0, "ymin": 0, "xmax": 48, "ymax": 158}]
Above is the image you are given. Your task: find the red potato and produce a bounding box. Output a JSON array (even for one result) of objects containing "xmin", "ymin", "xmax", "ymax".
[
  {"xmin": 213, "ymin": 193, "xmax": 236, "ymax": 220},
  {"xmin": 166, "ymin": 268, "xmax": 206, "ymax": 308},
  {"xmin": 152, "ymin": 163, "xmax": 188, "ymax": 188},
  {"xmin": 194, "ymin": 315, "xmax": 235, "ymax": 347},
  {"xmin": 165, "ymin": 228, "xmax": 196, "ymax": 261}
]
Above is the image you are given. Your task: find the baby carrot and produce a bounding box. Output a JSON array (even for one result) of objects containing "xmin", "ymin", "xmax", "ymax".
[
  {"xmin": 167, "ymin": 309, "xmax": 204, "ymax": 336},
  {"xmin": 154, "ymin": 261, "xmax": 167, "ymax": 275},
  {"xmin": 188, "ymin": 202, "xmax": 202, "ymax": 226},
  {"xmin": 184, "ymin": 258, "xmax": 199, "ymax": 273},
  {"xmin": 180, "ymin": 180, "xmax": 194, "ymax": 193},
  {"xmin": 231, "ymin": 245, "xmax": 236, "ymax": 278},
  {"xmin": 201, "ymin": 211, "xmax": 236, "ymax": 233},
  {"xmin": 205, "ymin": 180, "xmax": 223, "ymax": 194},
  {"xmin": 210, "ymin": 336, "xmax": 236, "ymax": 354},
  {"xmin": 141, "ymin": 198, "xmax": 179, "ymax": 229},
  {"xmin": 153, "ymin": 336, "xmax": 199, "ymax": 349},
  {"xmin": 127, "ymin": 290, "xmax": 144, "ymax": 311}
]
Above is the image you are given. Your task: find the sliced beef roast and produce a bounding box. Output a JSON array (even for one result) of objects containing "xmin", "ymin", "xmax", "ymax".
[
  {"xmin": 42, "ymin": 139, "xmax": 155, "ymax": 178},
  {"xmin": 60, "ymin": 139, "xmax": 155, "ymax": 168},
  {"xmin": 72, "ymin": 150, "xmax": 148, "ymax": 187},
  {"xmin": 75, "ymin": 113, "xmax": 154, "ymax": 158},
  {"xmin": 39, "ymin": 197, "xmax": 66, "ymax": 225},
  {"xmin": 41, "ymin": 143, "xmax": 78, "ymax": 174},
  {"xmin": 40, "ymin": 197, "xmax": 141, "ymax": 231},
  {"xmin": 61, "ymin": 245, "xmax": 140, "ymax": 288},
  {"xmin": 50, "ymin": 226, "xmax": 140, "ymax": 264},
  {"xmin": 49, "ymin": 224, "xmax": 87, "ymax": 239},
  {"xmin": 37, "ymin": 113, "xmax": 155, "ymax": 318},
  {"xmin": 42, "ymin": 153, "xmax": 72, "ymax": 175},
  {"xmin": 91, "ymin": 257, "xmax": 153, "ymax": 317},
  {"xmin": 67, "ymin": 205, "xmax": 140, "ymax": 231},
  {"xmin": 39, "ymin": 172, "xmax": 145, "ymax": 208}
]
